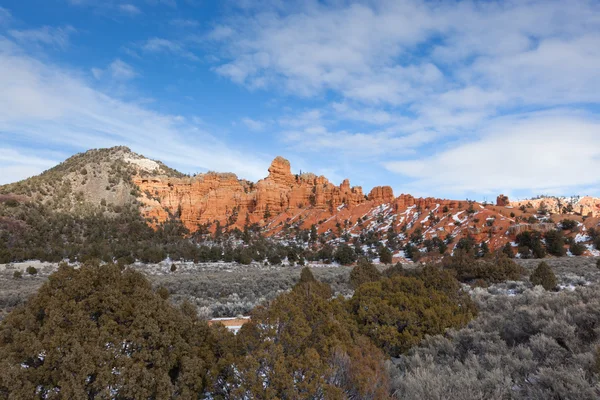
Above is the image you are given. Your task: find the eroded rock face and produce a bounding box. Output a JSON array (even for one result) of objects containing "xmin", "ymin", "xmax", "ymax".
[
  {"xmin": 368, "ymin": 186, "xmax": 394, "ymax": 203},
  {"xmin": 508, "ymin": 196, "xmax": 600, "ymax": 217},
  {"xmin": 134, "ymin": 156, "xmax": 368, "ymax": 231},
  {"xmin": 133, "ymin": 156, "xmax": 599, "ymax": 258},
  {"xmin": 496, "ymin": 194, "xmax": 510, "ymax": 207}
]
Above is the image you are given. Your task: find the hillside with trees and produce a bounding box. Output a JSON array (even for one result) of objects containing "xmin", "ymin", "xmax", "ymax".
[{"xmin": 2, "ymin": 147, "xmax": 600, "ymax": 267}]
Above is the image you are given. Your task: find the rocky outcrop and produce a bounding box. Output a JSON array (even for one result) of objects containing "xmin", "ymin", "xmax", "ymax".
[
  {"xmin": 508, "ymin": 223, "xmax": 557, "ymax": 236},
  {"xmin": 507, "ymin": 196, "xmax": 600, "ymax": 217},
  {"xmin": 393, "ymin": 194, "xmax": 467, "ymax": 211},
  {"xmin": 134, "ymin": 156, "xmax": 368, "ymax": 230},
  {"xmin": 368, "ymin": 186, "xmax": 394, "ymax": 203},
  {"xmin": 496, "ymin": 194, "xmax": 510, "ymax": 206},
  {"xmin": 131, "ymin": 155, "xmax": 598, "ymax": 258}
]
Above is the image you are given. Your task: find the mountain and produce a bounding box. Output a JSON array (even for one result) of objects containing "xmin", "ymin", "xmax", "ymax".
[
  {"xmin": 0, "ymin": 146, "xmax": 183, "ymax": 212},
  {"xmin": 1, "ymin": 146, "xmax": 600, "ymax": 264}
]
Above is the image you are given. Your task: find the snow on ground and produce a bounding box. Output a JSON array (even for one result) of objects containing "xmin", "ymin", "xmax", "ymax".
[
  {"xmin": 0, "ymin": 261, "xmax": 63, "ymax": 275},
  {"xmin": 452, "ymin": 211, "xmax": 465, "ymax": 223},
  {"xmin": 585, "ymin": 244, "xmax": 600, "ymax": 256},
  {"xmin": 124, "ymin": 156, "xmax": 160, "ymax": 172}
]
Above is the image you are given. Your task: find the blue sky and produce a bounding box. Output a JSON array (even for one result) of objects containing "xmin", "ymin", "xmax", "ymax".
[{"xmin": 1, "ymin": 0, "xmax": 600, "ymax": 201}]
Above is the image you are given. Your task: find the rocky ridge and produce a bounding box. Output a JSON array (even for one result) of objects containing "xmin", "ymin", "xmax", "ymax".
[
  {"xmin": 3, "ymin": 147, "xmax": 600, "ymax": 263},
  {"xmin": 134, "ymin": 155, "xmax": 600, "ymax": 259}
]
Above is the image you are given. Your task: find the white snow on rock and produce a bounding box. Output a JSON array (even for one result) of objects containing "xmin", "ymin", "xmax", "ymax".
[{"xmin": 124, "ymin": 156, "xmax": 160, "ymax": 172}]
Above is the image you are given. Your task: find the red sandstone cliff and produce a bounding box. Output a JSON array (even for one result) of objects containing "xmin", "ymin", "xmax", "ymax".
[
  {"xmin": 133, "ymin": 157, "xmax": 600, "ymax": 259},
  {"xmin": 134, "ymin": 156, "xmax": 368, "ymax": 231}
]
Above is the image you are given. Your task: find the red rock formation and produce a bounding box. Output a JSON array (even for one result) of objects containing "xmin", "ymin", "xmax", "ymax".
[
  {"xmin": 368, "ymin": 186, "xmax": 394, "ymax": 203},
  {"xmin": 507, "ymin": 196, "xmax": 600, "ymax": 217},
  {"xmin": 496, "ymin": 194, "xmax": 509, "ymax": 206},
  {"xmin": 134, "ymin": 156, "xmax": 367, "ymax": 231},
  {"xmin": 132, "ymin": 156, "xmax": 596, "ymax": 258}
]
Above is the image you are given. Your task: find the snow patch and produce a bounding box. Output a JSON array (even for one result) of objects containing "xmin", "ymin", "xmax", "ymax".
[{"xmin": 124, "ymin": 156, "xmax": 160, "ymax": 172}]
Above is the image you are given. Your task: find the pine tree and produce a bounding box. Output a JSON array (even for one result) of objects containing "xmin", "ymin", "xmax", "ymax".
[
  {"xmin": 530, "ymin": 261, "xmax": 557, "ymax": 290},
  {"xmin": 502, "ymin": 242, "xmax": 515, "ymax": 258},
  {"xmin": 379, "ymin": 246, "xmax": 393, "ymax": 264},
  {"xmin": 299, "ymin": 266, "xmax": 316, "ymax": 283},
  {"xmin": 349, "ymin": 258, "xmax": 382, "ymax": 289},
  {"xmin": 334, "ymin": 243, "xmax": 357, "ymax": 265},
  {"xmin": 310, "ymin": 224, "xmax": 318, "ymax": 243}
]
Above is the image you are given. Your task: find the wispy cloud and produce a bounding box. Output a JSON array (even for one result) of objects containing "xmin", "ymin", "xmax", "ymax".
[
  {"xmin": 207, "ymin": 0, "xmax": 600, "ymax": 196},
  {"xmin": 92, "ymin": 59, "xmax": 137, "ymax": 80},
  {"xmin": 0, "ymin": 37, "xmax": 269, "ymax": 184},
  {"xmin": 119, "ymin": 4, "xmax": 141, "ymax": 15},
  {"xmin": 241, "ymin": 117, "xmax": 265, "ymax": 132},
  {"xmin": 0, "ymin": 7, "xmax": 11, "ymax": 26},
  {"xmin": 384, "ymin": 112, "xmax": 600, "ymax": 196},
  {"xmin": 141, "ymin": 37, "xmax": 199, "ymax": 61},
  {"xmin": 8, "ymin": 25, "xmax": 76, "ymax": 49}
]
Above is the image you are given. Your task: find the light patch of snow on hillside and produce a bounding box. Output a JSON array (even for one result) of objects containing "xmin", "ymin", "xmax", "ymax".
[
  {"xmin": 453, "ymin": 211, "xmax": 465, "ymax": 222},
  {"xmin": 586, "ymin": 244, "xmax": 600, "ymax": 256},
  {"xmin": 124, "ymin": 156, "xmax": 160, "ymax": 172},
  {"xmin": 575, "ymin": 233, "xmax": 589, "ymax": 243}
]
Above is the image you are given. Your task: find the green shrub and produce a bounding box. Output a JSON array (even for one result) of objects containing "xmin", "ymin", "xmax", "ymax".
[
  {"xmin": 4, "ymin": 199, "xmax": 19, "ymax": 207},
  {"xmin": 26, "ymin": 266, "xmax": 37, "ymax": 275},
  {"xmin": 157, "ymin": 286, "xmax": 170, "ymax": 300},
  {"xmin": 545, "ymin": 230, "xmax": 566, "ymax": 256},
  {"xmin": 530, "ymin": 261, "xmax": 557, "ymax": 290},
  {"xmin": 570, "ymin": 242, "xmax": 586, "ymax": 256},
  {"xmin": 0, "ymin": 263, "xmax": 216, "ymax": 398},
  {"xmin": 383, "ymin": 262, "xmax": 404, "ymax": 278},
  {"xmin": 334, "ymin": 243, "xmax": 357, "ymax": 265},
  {"xmin": 12, "ymin": 271, "xmax": 22, "ymax": 279},
  {"xmin": 378, "ymin": 246, "xmax": 393, "ymax": 264},
  {"xmin": 267, "ymin": 253, "xmax": 282, "ymax": 265},
  {"xmin": 349, "ymin": 274, "xmax": 475, "ymax": 357},
  {"xmin": 349, "ymin": 259, "xmax": 382, "ymax": 289},
  {"xmin": 502, "ymin": 242, "xmax": 514, "ymax": 258},
  {"xmin": 560, "ymin": 219, "xmax": 578, "ymax": 231},
  {"xmin": 443, "ymin": 251, "xmax": 524, "ymax": 284}
]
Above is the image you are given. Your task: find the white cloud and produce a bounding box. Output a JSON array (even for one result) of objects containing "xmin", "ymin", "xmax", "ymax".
[
  {"xmin": 0, "ymin": 37, "xmax": 269, "ymax": 184},
  {"xmin": 141, "ymin": 37, "xmax": 199, "ymax": 61},
  {"xmin": 207, "ymin": 0, "xmax": 600, "ymax": 197},
  {"xmin": 91, "ymin": 59, "xmax": 137, "ymax": 80},
  {"xmin": 0, "ymin": 7, "xmax": 11, "ymax": 26},
  {"xmin": 108, "ymin": 59, "xmax": 137, "ymax": 80},
  {"xmin": 91, "ymin": 67, "xmax": 103, "ymax": 80},
  {"xmin": 208, "ymin": 25, "xmax": 234, "ymax": 40},
  {"xmin": 212, "ymin": 0, "xmax": 600, "ymax": 108},
  {"xmin": 8, "ymin": 26, "xmax": 76, "ymax": 49},
  {"xmin": 282, "ymin": 120, "xmax": 436, "ymax": 157},
  {"xmin": 384, "ymin": 113, "xmax": 600, "ymax": 195},
  {"xmin": 119, "ymin": 4, "xmax": 141, "ymax": 15},
  {"xmin": 241, "ymin": 117, "xmax": 265, "ymax": 132}
]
